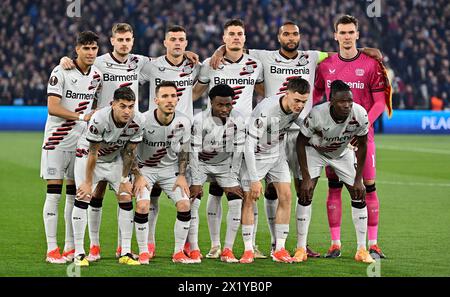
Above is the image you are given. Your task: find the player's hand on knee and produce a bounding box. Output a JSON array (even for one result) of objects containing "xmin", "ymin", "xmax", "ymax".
[
  {"xmin": 173, "ymin": 175, "xmax": 190, "ymax": 197},
  {"xmin": 60, "ymin": 56, "xmax": 75, "ymax": 70},
  {"xmin": 76, "ymin": 182, "xmax": 92, "ymax": 200},
  {"xmin": 133, "ymin": 175, "xmax": 148, "ymax": 199},
  {"xmin": 250, "ymin": 181, "xmax": 262, "ymax": 201},
  {"xmin": 224, "ymin": 186, "xmax": 244, "ymax": 199},
  {"xmin": 352, "ymin": 180, "xmax": 366, "ymax": 201},
  {"xmin": 300, "ymin": 178, "xmax": 314, "ymax": 202},
  {"xmin": 189, "ymin": 185, "xmax": 203, "ymax": 199}
]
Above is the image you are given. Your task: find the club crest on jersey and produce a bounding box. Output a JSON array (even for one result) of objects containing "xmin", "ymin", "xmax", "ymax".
[
  {"xmin": 89, "ymin": 125, "xmax": 99, "ymax": 135},
  {"xmin": 89, "ymin": 78, "xmax": 99, "ymax": 89},
  {"xmin": 49, "ymin": 76, "xmax": 58, "ymax": 86},
  {"xmin": 128, "ymin": 60, "xmax": 138, "ymax": 71},
  {"xmin": 254, "ymin": 118, "xmax": 263, "ymax": 129},
  {"xmin": 355, "ymin": 69, "xmax": 365, "ymax": 76},
  {"xmin": 243, "ymin": 65, "xmax": 255, "ymax": 74},
  {"xmin": 182, "ymin": 64, "xmax": 193, "ymax": 75},
  {"xmin": 296, "ymin": 55, "xmax": 309, "ymax": 66}
]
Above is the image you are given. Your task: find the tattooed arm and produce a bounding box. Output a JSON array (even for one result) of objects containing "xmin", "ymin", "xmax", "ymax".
[
  {"xmin": 172, "ymin": 142, "xmax": 190, "ymax": 197},
  {"xmin": 119, "ymin": 142, "xmax": 138, "ymax": 196}
]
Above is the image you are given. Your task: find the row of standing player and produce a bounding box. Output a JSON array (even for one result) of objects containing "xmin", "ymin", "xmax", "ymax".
[{"xmin": 42, "ymin": 16, "xmax": 389, "ymax": 265}]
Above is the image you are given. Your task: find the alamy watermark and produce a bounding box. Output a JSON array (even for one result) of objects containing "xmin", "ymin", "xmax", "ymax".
[
  {"xmin": 66, "ymin": 262, "xmax": 81, "ymax": 277},
  {"xmin": 366, "ymin": 0, "xmax": 382, "ymax": 18},
  {"xmin": 366, "ymin": 255, "xmax": 381, "ymax": 277},
  {"xmin": 67, "ymin": 0, "xmax": 81, "ymax": 18}
]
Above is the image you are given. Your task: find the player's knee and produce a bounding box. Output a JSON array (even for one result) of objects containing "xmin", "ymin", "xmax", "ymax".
[
  {"xmin": 328, "ymin": 179, "xmax": 343, "ymax": 189},
  {"xmin": 176, "ymin": 200, "xmax": 190, "ymax": 212},
  {"xmin": 351, "ymin": 200, "xmax": 366, "ymax": 209},
  {"xmin": 118, "ymin": 201, "xmax": 133, "ymax": 211},
  {"xmin": 176, "ymin": 210, "xmax": 191, "ymax": 222},
  {"xmin": 66, "ymin": 184, "xmax": 76, "ymax": 196},
  {"xmin": 136, "ymin": 200, "xmax": 150, "ymax": 214},
  {"xmin": 134, "ymin": 211, "xmax": 149, "ymax": 224},
  {"xmin": 226, "ymin": 192, "xmax": 242, "ymax": 201},
  {"xmin": 264, "ymin": 183, "xmax": 278, "ymax": 200},
  {"xmin": 209, "ymin": 183, "xmax": 224, "ymax": 196},
  {"xmin": 47, "ymin": 184, "xmax": 62, "ymax": 194},
  {"xmin": 150, "ymin": 186, "xmax": 162, "ymax": 197},
  {"xmin": 364, "ymin": 181, "xmax": 376, "ymax": 192}
]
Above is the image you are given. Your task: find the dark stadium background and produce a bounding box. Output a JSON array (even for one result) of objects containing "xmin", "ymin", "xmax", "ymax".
[{"xmin": 0, "ymin": 0, "xmax": 448, "ymax": 111}]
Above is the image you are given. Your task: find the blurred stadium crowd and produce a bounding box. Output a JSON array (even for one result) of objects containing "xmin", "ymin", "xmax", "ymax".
[{"xmin": 0, "ymin": 0, "xmax": 448, "ymax": 110}]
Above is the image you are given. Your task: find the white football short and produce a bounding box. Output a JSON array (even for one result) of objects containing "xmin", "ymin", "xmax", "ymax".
[
  {"xmin": 74, "ymin": 155, "xmax": 123, "ymax": 194},
  {"xmin": 40, "ymin": 149, "xmax": 75, "ymax": 180},
  {"xmin": 305, "ymin": 146, "xmax": 357, "ymax": 186},
  {"xmin": 240, "ymin": 156, "xmax": 291, "ymax": 191}
]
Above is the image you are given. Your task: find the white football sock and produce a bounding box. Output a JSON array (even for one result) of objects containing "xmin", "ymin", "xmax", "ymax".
[
  {"xmin": 63, "ymin": 194, "xmax": 75, "ymax": 251},
  {"xmin": 296, "ymin": 203, "xmax": 311, "ymax": 249},
  {"xmin": 87, "ymin": 203, "xmax": 102, "ymax": 247},
  {"xmin": 352, "ymin": 205, "xmax": 368, "ymax": 250},
  {"xmin": 72, "ymin": 202, "xmax": 88, "ymax": 256},
  {"xmin": 174, "ymin": 218, "xmax": 190, "ymax": 253},
  {"xmin": 224, "ymin": 199, "xmax": 242, "ymax": 250},
  {"xmin": 134, "ymin": 212, "xmax": 149, "ymax": 254},
  {"xmin": 242, "ymin": 224, "xmax": 254, "ymax": 252},
  {"xmin": 43, "ymin": 193, "xmax": 61, "ymax": 252},
  {"xmin": 206, "ymin": 194, "xmax": 222, "ymax": 247},
  {"xmin": 147, "ymin": 196, "xmax": 159, "ymax": 244},
  {"xmin": 275, "ymin": 224, "xmax": 289, "ymax": 251},
  {"xmin": 188, "ymin": 199, "xmax": 201, "ymax": 251},
  {"xmin": 118, "ymin": 205, "xmax": 134, "ymax": 256},
  {"xmin": 264, "ymin": 198, "xmax": 278, "ymax": 246}
]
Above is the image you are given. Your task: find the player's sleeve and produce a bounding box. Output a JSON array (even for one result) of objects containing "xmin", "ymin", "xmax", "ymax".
[
  {"xmin": 197, "ymin": 59, "xmax": 211, "ymax": 84},
  {"xmin": 189, "ymin": 115, "xmax": 202, "ymax": 183},
  {"xmin": 299, "ymin": 110, "xmax": 317, "ymax": 138},
  {"xmin": 47, "ymin": 66, "xmax": 65, "ymax": 98},
  {"xmin": 255, "ymin": 61, "xmax": 264, "ymax": 84},
  {"xmin": 356, "ymin": 107, "xmax": 370, "ymax": 137},
  {"xmin": 317, "ymin": 51, "xmax": 328, "ymax": 64},
  {"xmin": 244, "ymin": 111, "xmax": 266, "ymax": 181},
  {"xmin": 129, "ymin": 118, "xmax": 144, "ymax": 144},
  {"xmin": 248, "ymin": 49, "xmax": 264, "ymax": 60},
  {"xmin": 313, "ymin": 64, "xmax": 326, "ymax": 105},
  {"xmin": 231, "ymin": 114, "xmax": 246, "ymax": 174},
  {"xmin": 139, "ymin": 61, "xmax": 153, "ymax": 85},
  {"xmin": 86, "ymin": 112, "xmax": 104, "ymax": 143}
]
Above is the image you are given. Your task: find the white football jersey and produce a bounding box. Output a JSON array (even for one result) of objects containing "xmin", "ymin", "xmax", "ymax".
[
  {"xmin": 137, "ymin": 109, "xmax": 191, "ymax": 172},
  {"xmin": 191, "ymin": 109, "xmax": 246, "ymax": 167},
  {"xmin": 140, "ymin": 56, "xmax": 200, "ymax": 120},
  {"xmin": 299, "ymin": 102, "xmax": 369, "ymax": 159},
  {"xmin": 95, "ymin": 53, "xmax": 149, "ymax": 110},
  {"xmin": 43, "ymin": 63, "xmax": 102, "ymax": 151},
  {"xmin": 247, "ymin": 94, "xmax": 303, "ymax": 161},
  {"xmin": 198, "ymin": 54, "xmax": 263, "ymax": 121},
  {"xmin": 249, "ymin": 49, "xmax": 326, "ymax": 126},
  {"xmin": 76, "ymin": 106, "xmax": 144, "ymax": 163}
]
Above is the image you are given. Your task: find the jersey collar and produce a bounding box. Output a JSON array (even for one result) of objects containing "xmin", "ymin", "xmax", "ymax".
[
  {"xmin": 154, "ymin": 109, "xmax": 175, "ymax": 126},
  {"xmin": 224, "ymin": 54, "xmax": 244, "ymax": 64},
  {"xmin": 338, "ymin": 49, "xmax": 361, "ymax": 62},
  {"xmin": 279, "ymin": 95, "xmax": 292, "ymax": 115},
  {"xmin": 109, "ymin": 52, "xmax": 129, "ymax": 64},
  {"xmin": 73, "ymin": 59, "xmax": 91, "ymax": 76},
  {"xmin": 278, "ymin": 50, "xmax": 299, "ymax": 60},
  {"xmin": 165, "ymin": 56, "xmax": 186, "ymax": 67}
]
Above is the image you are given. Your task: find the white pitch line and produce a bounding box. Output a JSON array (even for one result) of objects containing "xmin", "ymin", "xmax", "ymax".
[
  {"xmin": 318, "ymin": 179, "xmax": 450, "ymax": 187},
  {"xmin": 377, "ymin": 145, "xmax": 450, "ymax": 155}
]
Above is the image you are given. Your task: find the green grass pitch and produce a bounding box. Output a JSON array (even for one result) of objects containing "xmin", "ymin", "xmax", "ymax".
[{"xmin": 0, "ymin": 133, "xmax": 449, "ymax": 277}]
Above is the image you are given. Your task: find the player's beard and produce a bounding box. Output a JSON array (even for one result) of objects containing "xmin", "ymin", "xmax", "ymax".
[{"xmin": 281, "ymin": 42, "xmax": 299, "ymax": 52}]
